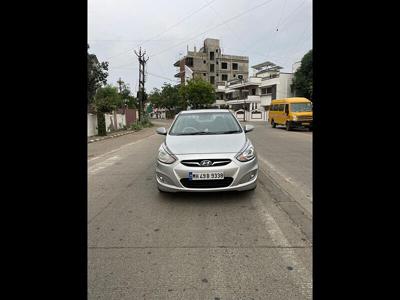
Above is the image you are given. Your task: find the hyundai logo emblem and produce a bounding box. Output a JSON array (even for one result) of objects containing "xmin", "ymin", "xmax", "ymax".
[{"xmin": 200, "ymin": 160, "xmax": 212, "ymax": 167}]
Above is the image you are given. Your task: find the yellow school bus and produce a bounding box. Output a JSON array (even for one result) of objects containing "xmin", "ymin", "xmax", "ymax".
[{"xmin": 268, "ymin": 97, "xmax": 313, "ymax": 131}]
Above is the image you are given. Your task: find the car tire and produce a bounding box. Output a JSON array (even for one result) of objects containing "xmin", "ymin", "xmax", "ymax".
[
  {"xmin": 271, "ymin": 120, "xmax": 276, "ymax": 128},
  {"xmin": 286, "ymin": 122, "xmax": 292, "ymax": 131},
  {"xmin": 158, "ymin": 187, "xmax": 167, "ymax": 193},
  {"xmin": 250, "ymin": 184, "xmax": 257, "ymax": 190}
]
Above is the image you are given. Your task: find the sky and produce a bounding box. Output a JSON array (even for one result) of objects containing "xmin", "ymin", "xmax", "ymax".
[{"xmin": 88, "ymin": 0, "xmax": 312, "ymax": 95}]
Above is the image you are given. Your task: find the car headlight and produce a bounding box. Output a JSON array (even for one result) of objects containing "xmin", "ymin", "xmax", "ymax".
[
  {"xmin": 158, "ymin": 144, "xmax": 176, "ymax": 164},
  {"xmin": 236, "ymin": 142, "xmax": 256, "ymax": 162},
  {"xmin": 292, "ymin": 115, "xmax": 298, "ymax": 121}
]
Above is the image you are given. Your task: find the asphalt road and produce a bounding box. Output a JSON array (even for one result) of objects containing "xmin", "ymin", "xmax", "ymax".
[{"xmin": 88, "ymin": 120, "xmax": 312, "ymax": 300}]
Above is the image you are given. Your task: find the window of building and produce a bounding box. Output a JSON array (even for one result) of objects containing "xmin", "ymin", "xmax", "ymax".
[
  {"xmin": 221, "ymin": 62, "xmax": 228, "ymax": 69},
  {"xmin": 233, "ymin": 74, "xmax": 236, "ymax": 77},
  {"xmin": 203, "ymin": 73, "xmax": 206, "ymax": 76},
  {"xmin": 186, "ymin": 57, "xmax": 193, "ymax": 67},
  {"xmin": 210, "ymin": 76, "xmax": 215, "ymax": 84},
  {"xmin": 232, "ymin": 63, "xmax": 238, "ymax": 70},
  {"xmin": 267, "ymin": 87, "xmax": 272, "ymax": 94},
  {"xmin": 216, "ymin": 61, "xmax": 219, "ymax": 65},
  {"xmin": 251, "ymin": 88, "xmax": 256, "ymax": 95},
  {"xmin": 203, "ymin": 60, "xmax": 206, "ymax": 64},
  {"xmin": 261, "ymin": 88, "xmax": 267, "ymax": 94},
  {"xmin": 210, "ymin": 64, "xmax": 215, "ymax": 72},
  {"xmin": 238, "ymin": 74, "xmax": 243, "ymax": 79},
  {"xmin": 210, "ymin": 51, "xmax": 214, "ymax": 60},
  {"xmin": 222, "ymin": 74, "xmax": 228, "ymax": 81},
  {"xmin": 216, "ymin": 49, "xmax": 219, "ymax": 53}
]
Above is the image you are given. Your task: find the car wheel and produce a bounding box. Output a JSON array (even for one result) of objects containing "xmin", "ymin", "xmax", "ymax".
[
  {"xmin": 158, "ymin": 186, "xmax": 167, "ymax": 193},
  {"xmin": 271, "ymin": 120, "xmax": 276, "ymax": 128},
  {"xmin": 249, "ymin": 184, "xmax": 257, "ymax": 190},
  {"xmin": 286, "ymin": 122, "xmax": 292, "ymax": 131}
]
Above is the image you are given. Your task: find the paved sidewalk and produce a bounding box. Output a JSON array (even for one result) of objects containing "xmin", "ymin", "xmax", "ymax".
[{"xmin": 88, "ymin": 119, "xmax": 172, "ymax": 143}]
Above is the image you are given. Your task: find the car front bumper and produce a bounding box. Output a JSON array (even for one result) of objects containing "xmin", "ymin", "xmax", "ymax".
[
  {"xmin": 289, "ymin": 120, "xmax": 313, "ymax": 127},
  {"xmin": 155, "ymin": 153, "xmax": 258, "ymax": 192}
]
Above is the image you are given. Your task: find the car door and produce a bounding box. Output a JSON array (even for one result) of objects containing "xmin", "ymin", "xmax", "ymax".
[{"xmin": 276, "ymin": 104, "xmax": 284, "ymax": 124}]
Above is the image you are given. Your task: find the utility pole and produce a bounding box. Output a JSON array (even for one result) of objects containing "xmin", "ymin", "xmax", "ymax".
[
  {"xmin": 117, "ymin": 77, "xmax": 123, "ymax": 94},
  {"xmin": 117, "ymin": 77, "xmax": 128, "ymax": 115},
  {"xmin": 134, "ymin": 47, "xmax": 149, "ymax": 122}
]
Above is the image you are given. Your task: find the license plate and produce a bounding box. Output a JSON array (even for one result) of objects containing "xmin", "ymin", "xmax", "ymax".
[
  {"xmin": 189, "ymin": 172, "xmax": 224, "ymax": 180},
  {"xmin": 302, "ymin": 122, "xmax": 310, "ymax": 125}
]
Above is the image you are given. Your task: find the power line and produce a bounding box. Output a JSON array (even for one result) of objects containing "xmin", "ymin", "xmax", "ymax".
[
  {"xmin": 139, "ymin": 0, "xmax": 218, "ymax": 47},
  {"xmin": 150, "ymin": 0, "xmax": 276, "ymax": 58},
  {"xmin": 146, "ymin": 71, "xmax": 176, "ymax": 83},
  {"xmin": 105, "ymin": 0, "xmax": 275, "ymax": 70},
  {"xmin": 89, "ymin": 38, "xmax": 190, "ymax": 42},
  {"xmin": 276, "ymin": 0, "xmax": 288, "ymax": 29},
  {"xmin": 246, "ymin": 0, "xmax": 307, "ymax": 54},
  {"xmin": 103, "ymin": 0, "xmax": 218, "ymax": 61}
]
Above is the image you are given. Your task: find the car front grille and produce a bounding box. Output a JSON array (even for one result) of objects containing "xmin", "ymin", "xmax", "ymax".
[
  {"xmin": 180, "ymin": 177, "xmax": 234, "ymax": 188},
  {"xmin": 181, "ymin": 159, "xmax": 232, "ymax": 167},
  {"xmin": 296, "ymin": 116, "xmax": 313, "ymax": 121}
]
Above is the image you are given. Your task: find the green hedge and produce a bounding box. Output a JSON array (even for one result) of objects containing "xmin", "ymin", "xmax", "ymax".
[{"xmin": 130, "ymin": 118, "xmax": 153, "ymax": 131}]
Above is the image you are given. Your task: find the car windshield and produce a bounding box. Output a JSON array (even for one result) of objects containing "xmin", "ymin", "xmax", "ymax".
[
  {"xmin": 290, "ymin": 102, "xmax": 312, "ymax": 112},
  {"xmin": 169, "ymin": 112, "xmax": 243, "ymax": 135}
]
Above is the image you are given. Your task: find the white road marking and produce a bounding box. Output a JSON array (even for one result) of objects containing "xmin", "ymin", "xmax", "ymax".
[
  {"xmin": 253, "ymin": 196, "xmax": 312, "ymax": 299},
  {"xmin": 257, "ymin": 155, "xmax": 313, "ymax": 216},
  {"xmin": 88, "ymin": 134, "xmax": 155, "ymax": 163},
  {"xmin": 258, "ymin": 156, "xmax": 301, "ymax": 189},
  {"xmin": 89, "ymin": 155, "xmax": 121, "ymax": 175}
]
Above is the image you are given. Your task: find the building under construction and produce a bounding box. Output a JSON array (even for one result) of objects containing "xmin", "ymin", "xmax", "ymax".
[{"xmin": 173, "ymin": 38, "xmax": 249, "ymax": 88}]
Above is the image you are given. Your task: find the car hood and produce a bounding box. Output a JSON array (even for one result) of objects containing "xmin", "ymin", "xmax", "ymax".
[
  {"xmin": 165, "ymin": 133, "xmax": 247, "ymax": 154},
  {"xmin": 292, "ymin": 111, "xmax": 312, "ymax": 117}
]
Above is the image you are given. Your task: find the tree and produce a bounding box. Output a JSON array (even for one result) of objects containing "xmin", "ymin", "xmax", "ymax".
[
  {"xmin": 148, "ymin": 88, "xmax": 163, "ymax": 108},
  {"xmin": 149, "ymin": 83, "xmax": 183, "ymax": 110},
  {"xmin": 162, "ymin": 83, "xmax": 184, "ymax": 109},
  {"xmin": 179, "ymin": 78, "xmax": 215, "ymax": 109},
  {"xmin": 118, "ymin": 80, "xmax": 137, "ymax": 109},
  {"xmin": 94, "ymin": 85, "xmax": 122, "ymax": 136},
  {"xmin": 292, "ymin": 49, "xmax": 313, "ymax": 100},
  {"xmin": 88, "ymin": 45, "xmax": 109, "ymax": 109}
]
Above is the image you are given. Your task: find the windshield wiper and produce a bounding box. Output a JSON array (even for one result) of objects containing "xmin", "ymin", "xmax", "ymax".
[
  {"xmin": 177, "ymin": 130, "xmax": 241, "ymax": 135},
  {"xmin": 215, "ymin": 130, "xmax": 241, "ymax": 134},
  {"xmin": 178, "ymin": 131, "xmax": 213, "ymax": 135}
]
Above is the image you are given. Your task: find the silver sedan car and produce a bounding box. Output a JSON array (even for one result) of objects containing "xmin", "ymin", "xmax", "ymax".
[{"xmin": 155, "ymin": 109, "xmax": 258, "ymax": 192}]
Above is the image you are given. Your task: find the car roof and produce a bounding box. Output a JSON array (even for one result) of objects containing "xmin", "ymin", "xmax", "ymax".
[
  {"xmin": 271, "ymin": 97, "xmax": 311, "ymax": 103},
  {"xmin": 180, "ymin": 109, "xmax": 231, "ymax": 114}
]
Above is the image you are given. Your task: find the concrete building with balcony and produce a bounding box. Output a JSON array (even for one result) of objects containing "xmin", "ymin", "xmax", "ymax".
[
  {"xmin": 173, "ymin": 38, "xmax": 249, "ymax": 92},
  {"xmin": 216, "ymin": 61, "xmax": 295, "ymax": 121}
]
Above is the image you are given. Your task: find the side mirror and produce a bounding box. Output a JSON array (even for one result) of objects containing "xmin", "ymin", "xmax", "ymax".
[
  {"xmin": 244, "ymin": 125, "xmax": 254, "ymax": 133},
  {"xmin": 156, "ymin": 127, "xmax": 167, "ymax": 135}
]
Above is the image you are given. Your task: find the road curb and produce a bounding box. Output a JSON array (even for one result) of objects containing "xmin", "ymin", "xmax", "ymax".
[
  {"xmin": 88, "ymin": 121, "xmax": 172, "ymax": 144},
  {"xmin": 88, "ymin": 130, "xmax": 137, "ymax": 143}
]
